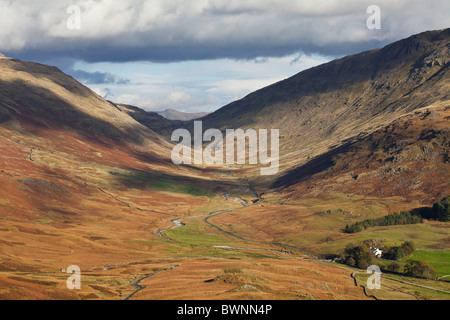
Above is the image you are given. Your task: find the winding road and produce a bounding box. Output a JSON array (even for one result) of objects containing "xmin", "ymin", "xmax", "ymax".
[
  {"xmin": 94, "ymin": 174, "xmax": 443, "ymax": 300},
  {"xmin": 124, "ymin": 264, "xmax": 179, "ymax": 300},
  {"xmin": 155, "ymin": 185, "xmax": 314, "ymax": 257}
]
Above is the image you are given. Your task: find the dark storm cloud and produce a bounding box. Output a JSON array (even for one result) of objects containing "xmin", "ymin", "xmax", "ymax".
[
  {"xmin": 8, "ymin": 40, "xmax": 389, "ymax": 64},
  {"xmin": 69, "ymin": 69, "xmax": 130, "ymax": 85},
  {"xmin": 43, "ymin": 58, "xmax": 130, "ymax": 85},
  {"xmin": 0, "ymin": 0, "xmax": 449, "ymax": 63}
]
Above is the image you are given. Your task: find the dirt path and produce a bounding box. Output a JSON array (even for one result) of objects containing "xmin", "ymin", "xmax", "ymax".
[
  {"xmin": 155, "ymin": 191, "xmax": 249, "ymax": 240},
  {"xmin": 156, "ymin": 219, "xmax": 186, "ymax": 239},
  {"xmin": 213, "ymin": 245, "xmax": 292, "ymax": 255},
  {"xmin": 124, "ymin": 264, "xmax": 179, "ymax": 300},
  {"xmin": 153, "ymin": 180, "xmax": 315, "ymax": 257}
]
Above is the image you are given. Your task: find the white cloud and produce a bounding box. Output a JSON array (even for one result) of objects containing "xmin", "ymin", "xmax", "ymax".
[
  {"xmin": 2, "ymin": 1, "xmax": 448, "ymax": 114},
  {"xmin": 116, "ymin": 93, "xmax": 141, "ymax": 106},
  {"xmin": 91, "ymin": 87, "xmax": 113, "ymax": 99},
  {"xmin": 82, "ymin": 53, "xmax": 328, "ymax": 113},
  {"xmin": 1, "ymin": 0, "xmax": 449, "ymax": 60}
]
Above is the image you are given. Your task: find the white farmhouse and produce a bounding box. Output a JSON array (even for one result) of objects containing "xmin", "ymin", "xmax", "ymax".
[{"xmin": 370, "ymin": 247, "xmax": 383, "ymax": 258}]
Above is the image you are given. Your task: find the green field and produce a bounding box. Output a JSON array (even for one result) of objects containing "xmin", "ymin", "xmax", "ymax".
[
  {"xmin": 402, "ymin": 250, "xmax": 450, "ymax": 278},
  {"xmin": 165, "ymin": 219, "xmax": 232, "ymax": 247}
]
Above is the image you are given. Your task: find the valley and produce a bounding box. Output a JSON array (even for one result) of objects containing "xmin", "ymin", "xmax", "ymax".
[{"xmin": 0, "ymin": 29, "xmax": 449, "ymax": 300}]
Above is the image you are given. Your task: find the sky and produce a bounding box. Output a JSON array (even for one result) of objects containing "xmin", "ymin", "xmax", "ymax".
[{"xmin": 1, "ymin": 0, "xmax": 449, "ymax": 113}]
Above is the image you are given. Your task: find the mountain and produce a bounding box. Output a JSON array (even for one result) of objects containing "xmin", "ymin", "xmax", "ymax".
[
  {"xmin": 0, "ymin": 53, "xmax": 170, "ymax": 152},
  {"xmin": 0, "ymin": 29, "xmax": 449, "ymax": 301},
  {"xmin": 199, "ymin": 29, "xmax": 450, "ymax": 162},
  {"xmin": 158, "ymin": 108, "xmax": 211, "ymax": 121},
  {"xmin": 0, "ymin": 52, "xmax": 373, "ymax": 300},
  {"xmin": 115, "ymin": 103, "xmax": 183, "ymax": 137},
  {"xmin": 273, "ymin": 103, "xmax": 450, "ymax": 203},
  {"xmin": 0, "ymin": 51, "xmax": 249, "ymax": 299},
  {"xmin": 106, "ymin": 29, "xmax": 450, "ymax": 202}
]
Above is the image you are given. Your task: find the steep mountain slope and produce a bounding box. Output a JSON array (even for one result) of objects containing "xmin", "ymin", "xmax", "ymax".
[
  {"xmin": 0, "ymin": 30, "xmax": 449, "ymax": 300},
  {"xmin": 107, "ymin": 29, "xmax": 450, "ymax": 204},
  {"xmin": 0, "ymin": 53, "xmax": 374, "ymax": 301},
  {"xmin": 0, "ymin": 54, "xmax": 170, "ymax": 151},
  {"xmin": 0, "ymin": 53, "xmax": 228, "ymax": 213},
  {"xmin": 0, "ymin": 52, "xmax": 220, "ymax": 251},
  {"xmin": 273, "ymin": 103, "xmax": 450, "ymax": 204},
  {"xmin": 116, "ymin": 103, "xmax": 183, "ymax": 137},
  {"xmin": 0, "ymin": 52, "xmax": 253, "ymax": 300},
  {"xmin": 199, "ymin": 29, "xmax": 450, "ymax": 162}
]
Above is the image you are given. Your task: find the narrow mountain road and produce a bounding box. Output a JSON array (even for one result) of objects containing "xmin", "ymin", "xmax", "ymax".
[
  {"xmin": 155, "ymin": 194, "xmax": 246, "ymax": 240},
  {"xmin": 155, "ymin": 188, "xmax": 312, "ymax": 257},
  {"xmin": 205, "ymin": 210, "xmax": 316, "ymax": 257},
  {"xmin": 156, "ymin": 219, "xmax": 186, "ymax": 239},
  {"xmin": 85, "ymin": 174, "xmax": 370, "ymax": 299},
  {"xmin": 124, "ymin": 264, "xmax": 179, "ymax": 300}
]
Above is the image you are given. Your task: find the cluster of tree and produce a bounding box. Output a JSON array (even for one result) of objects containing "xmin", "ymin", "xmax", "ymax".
[
  {"xmin": 386, "ymin": 241, "xmax": 415, "ymax": 260},
  {"xmin": 386, "ymin": 259, "xmax": 436, "ymax": 279},
  {"xmin": 343, "ymin": 211, "xmax": 423, "ymax": 233},
  {"xmin": 340, "ymin": 241, "xmax": 437, "ymax": 279},
  {"xmin": 342, "ymin": 244, "xmax": 374, "ymax": 269},
  {"xmin": 386, "ymin": 261, "xmax": 402, "ymax": 273},
  {"xmin": 342, "ymin": 196, "xmax": 449, "ymax": 234},
  {"xmin": 415, "ymin": 195, "xmax": 450, "ymax": 222},
  {"xmin": 404, "ymin": 260, "xmax": 436, "ymax": 279}
]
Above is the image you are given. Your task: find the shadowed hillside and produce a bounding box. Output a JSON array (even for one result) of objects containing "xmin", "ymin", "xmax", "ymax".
[
  {"xmin": 0, "ymin": 29, "xmax": 449, "ymax": 301},
  {"xmin": 198, "ymin": 29, "xmax": 450, "ymax": 161},
  {"xmin": 0, "ymin": 55, "xmax": 171, "ymax": 150},
  {"xmin": 273, "ymin": 103, "xmax": 450, "ymax": 204},
  {"xmin": 115, "ymin": 103, "xmax": 183, "ymax": 138}
]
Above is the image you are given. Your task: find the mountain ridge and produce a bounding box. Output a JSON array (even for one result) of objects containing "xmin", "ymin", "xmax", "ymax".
[
  {"xmin": 0, "ymin": 56, "xmax": 168, "ymax": 149},
  {"xmin": 158, "ymin": 108, "xmax": 211, "ymax": 121},
  {"xmin": 197, "ymin": 28, "xmax": 449, "ymax": 160},
  {"xmin": 0, "ymin": 29, "xmax": 449, "ymax": 300},
  {"xmin": 273, "ymin": 102, "xmax": 449, "ymax": 203}
]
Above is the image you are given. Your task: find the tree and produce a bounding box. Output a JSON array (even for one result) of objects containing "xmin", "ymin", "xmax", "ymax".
[
  {"xmin": 388, "ymin": 246, "xmax": 405, "ymax": 260},
  {"xmin": 386, "ymin": 241, "xmax": 415, "ymax": 260},
  {"xmin": 387, "ymin": 262, "xmax": 401, "ymax": 273},
  {"xmin": 432, "ymin": 196, "xmax": 450, "ymax": 221},
  {"xmin": 343, "ymin": 211, "xmax": 423, "ymax": 233},
  {"xmin": 346, "ymin": 257, "xmax": 356, "ymax": 267},
  {"xmin": 404, "ymin": 260, "xmax": 436, "ymax": 279},
  {"xmin": 401, "ymin": 241, "xmax": 415, "ymax": 256},
  {"xmin": 344, "ymin": 244, "xmax": 373, "ymax": 269},
  {"xmin": 418, "ymin": 196, "xmax": 450, "ymax": 221}
]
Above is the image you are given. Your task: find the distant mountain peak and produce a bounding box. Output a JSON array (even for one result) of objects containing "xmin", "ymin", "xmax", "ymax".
[{"xmin": 158, "ymin": 108, "xmax": 211, "ymax": 121}]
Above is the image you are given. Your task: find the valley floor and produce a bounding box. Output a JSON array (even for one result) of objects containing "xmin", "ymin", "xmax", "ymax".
[
  {"xmin": 0, "ymin": 109, "xmax": 448, "ymax": 300},
  {"xmin": 0, "ymin": 160, "xmax": 449, "ymax": 300}
]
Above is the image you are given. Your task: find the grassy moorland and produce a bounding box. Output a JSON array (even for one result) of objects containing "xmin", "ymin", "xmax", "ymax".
[{"xmin": 1, "ymin": 30, "xmax": 449, "ymax": 300}]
